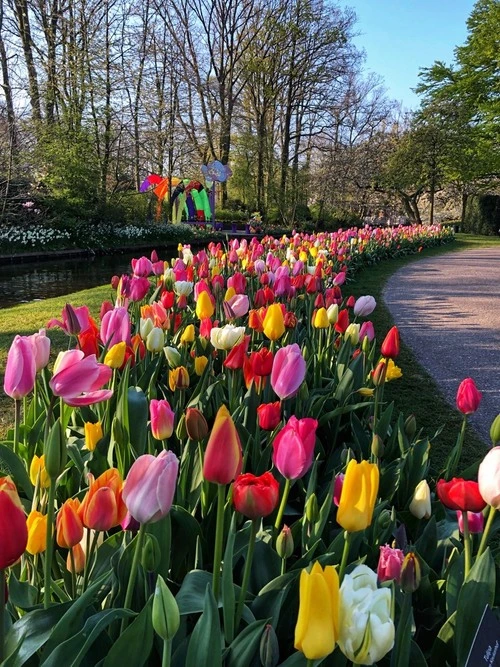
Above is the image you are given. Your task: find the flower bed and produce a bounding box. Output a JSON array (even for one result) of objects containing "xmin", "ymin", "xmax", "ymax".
[{"xmin": 2, "ymin": 224, "xmax": 498, "ymax": 666}]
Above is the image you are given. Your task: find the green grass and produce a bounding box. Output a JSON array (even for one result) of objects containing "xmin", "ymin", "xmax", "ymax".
[{"xmin": 345, "ymin": 233, "xmax": 500, "ymax": 479}]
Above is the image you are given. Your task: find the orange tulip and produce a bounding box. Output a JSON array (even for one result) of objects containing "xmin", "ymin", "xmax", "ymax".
[
  {"xmin": 78, "ymin": 469, "xmax": 126, "ymax": 531},
  {"xmin": 67, "ymin": 543, "xmax": 85, "ymax": 573},
  {"xmin": 57, "ymin": 498, "xmax": 84, "ymax": 548}
]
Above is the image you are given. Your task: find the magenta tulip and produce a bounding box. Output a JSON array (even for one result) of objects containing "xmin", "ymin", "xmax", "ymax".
[
  {"xmin": 131, "ymin": 256, "xmax": 153, "ymax": 277},
  {"xmin": 270, "ymin": 344, "xmax": 306, "ymax": 400},
  {"xmin": 29, "ymin": 329, "xmax": 51, "ymax": 371},
  {"xmin": 457, "ymin": 510, "xmax": 484, "ymax": 534},
  {"xmin": 3, "ymin": 335, "xmax": 36, "ymax": 399},
  {"xmin": 100, "ymin": 307, "xmax": 131, "ymax": 348},
  {"xmin": 47, "ymin": 304, "xmax": 91, "ymax": 335},
  {"xmin": 359, "ymin": 321, "xmax": 375, "ymax": 343},
  {"xmin": 123, "ymin": 450, "xmax": 179, "ymax": 524},
  {"xmin": 129, "ymin": 276, "xmax": 151, "ymax": 301},
  {"xmin": 377, "ymin": 544, "xmax": 404, "ymax": 583},
  {"xmin": 456, "ymin": 378, "xmax": 482, "ymax": 415},
  {"xmin": 272, "ymin": 415, "xmax": 318, "ymax": 480},
  {"xmin": 49, "ymin": 350, "xmax": 113, "ymax": 407},
  {"xmin": 150, "ymin": 399, "xmax": 175, "ymax": 440}
]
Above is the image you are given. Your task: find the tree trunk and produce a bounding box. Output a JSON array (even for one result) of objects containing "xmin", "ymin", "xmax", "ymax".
[
  {"xmin": 461, "ymin": 191, "xmax": 468, "ymax": 227},
  {"xmin": 13, "ymin": 0, "xmax": 42, "ymax": 122}
]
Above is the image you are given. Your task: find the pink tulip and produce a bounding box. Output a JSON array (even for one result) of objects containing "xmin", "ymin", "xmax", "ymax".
[
  {"xmin": 359, "ymin": 321, "xmax": 375, "ymax": 343},
  {"xmin": 333, "ymin": 271, "xmax": 346, "ymax": 286},
  {"xmin": 100, "ymin": 307, "xmax": 131, "ymax": 348},
  {"xmin": 272, "ymin": 415, "xmax": 318, "ymax": 480},
  {"xmin": 227, "ymin": 272, "xmax": 246, "ymax": 294},
  {"xmin": 333, "ymin": 473, "xmax": 345, "ymax": 506},
  {"xmin": 456, "ymin": 378, "xmax": 482, "ymax": 415},
  {"xmin": 49, "ymin": 350, "xmax": 112, "ymax": 407},
  {"xmin": 456, "ymin": 510, "xmax": 484, "ymax": 534},
  {"xmin": 150, "ymin": 399, "xmax": 175, "ymax": 440},
  {"xmin": 47, "ymin": 304, "xmax": 91, "ymax": 335},
  {"xmin": 29, "ymin": 329, "xmax": 51, "ymax": 372},
  {"xmin": 270, "ymin": 344, "xmax": 306, "ymax": 400},
  {"xmin": 226, "ymin": 294, "xmax": 250, "ymax": 319},
  {"xmin": 4, "ymin": 335, "xmax": 36, "ymax": 399},
  {"xmin": 123, "ymin": 450, "xmax": 179, "ymax": 524},
  {"xmin": 129, "ymin": 277, "xmax": 150, "ymax": 302},
  {"xmin": 377, "ymin": 544, "xmax": 404, "ymax": 583},
  {"xmin": 131, "ymin": 256, "xmax": 153, "ymax": 277}
]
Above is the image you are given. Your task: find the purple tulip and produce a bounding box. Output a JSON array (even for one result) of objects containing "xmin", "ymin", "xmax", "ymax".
[
  {"xmin": 4, "ymin": 335, "xmax": 36, "ymax": 399},
  {"xmin": 354, "ymin": 295, "xmax": 376, "ymax": 317},
  {"xmin": 271, "ymin": 344, "xmax": 306, "ymax": 400},
  {"xmin": 123, "ymin": 450, "xmax": 179, "ymax": 524}
]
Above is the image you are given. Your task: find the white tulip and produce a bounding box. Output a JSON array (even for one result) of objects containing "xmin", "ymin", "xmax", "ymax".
[
  {"xmin": 140, "ymin": 317, "xmax": 154, "ymax": 340},
  {"xmin": 409, "ymin": 480, "xmax": 432, "ymax": 519},
  {"xmin": 173, "ymin": 281, "xmax": 193, "ymax": 297},
  {"xmin": 345, "ymin": 323, "xmax": 360, "ymax": 345},
  {"xmin": 210, "ymin": 324, "xmax": 246, "ymax": 350}
]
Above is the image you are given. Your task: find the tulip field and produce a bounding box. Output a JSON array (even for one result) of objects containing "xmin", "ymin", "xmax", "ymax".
[{"xmin": 2, "ymin": 223, "xmax": 500, "ymax": 666}]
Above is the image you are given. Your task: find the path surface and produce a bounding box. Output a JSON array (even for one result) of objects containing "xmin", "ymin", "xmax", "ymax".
[{"xmin": 383, "ymin": 247, "xmax": 500, "ymax": 444}]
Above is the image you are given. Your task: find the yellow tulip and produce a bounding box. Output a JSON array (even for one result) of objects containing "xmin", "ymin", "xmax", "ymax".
[
  {"xmin": 309, "ymin": 246, "xmax": 318, "ymax": 258},
  {"xmin": 104, "ymin": 341, "xmax": 126, "ymax": 369},
  {"xmin": 224, "ymin": 286, "xmax": 236, "ymax": 301},
  {"xmin": 84, "ymin": 421, "xmax": 103, "ymax": 451},
  {"xmin": 313, "ymin": 307, "xmax": 329, "ymax": 329},
  {"xmin": 26, "ymin": 510, "xmax": 47, "ymax": 555},
  {"xmin": 194, "ymin": 356, "xmax": 209, "ymax": 376},
  {"xmin": 294, "ymin": 561, "xmax": 339, "ymax": 660},
  {"xmin": 263, "ymin": 304, "xmax": 285, "ymax": 341},
  {"xmin": 180, "ymin": 324, "xmax": 195, "ymax": 344},
  {"xmin": 29, "ymin": 454, "xmax": 50, "ymax": 489},
  {"xmin": 337, "ymin": 459, "xmax": 379, "ymax": 532},
  {"xmin": 196, "ymin": 291, "xmax": 215, "ymax": 320},
  {"xmin": 385, "ymin": 359, "xmax": 403, "ymax": 382}
]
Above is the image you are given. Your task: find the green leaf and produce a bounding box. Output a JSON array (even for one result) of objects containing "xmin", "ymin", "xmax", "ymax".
[
  {"xmin": 390, "ymin": 593, "xmax": 412, "ymax": 667},
  {"xmin": 455, "ymin": 548, "xmax": 496, "ymax": 665},
  {"xmin": 222, "ymin": 515, "xmax": 237, "ymax": 643},
  {"xmin": 445, "ymin": 550, "xmax": 464, "ymax": 617},
  {"xmin": 7, "ymin": 573, "xmax": 39, "ymax": 610},
  {"xmin": 103, "ymin": 598, "xmax": 154, "ymax": 667},
  {"xmin": 185, "ymin": 585, "xmax": 222, "ymax": 667},
  {"xmin": 0, "ymin": 443, "xmax": 33, "ymax": 499},
  {"xmin": 430, "ymin": 610, "xmax": 456, "ymax": 665},
  {"xmin": 226, "ymin": 618, "xmax": 268, "ymax": 667}
]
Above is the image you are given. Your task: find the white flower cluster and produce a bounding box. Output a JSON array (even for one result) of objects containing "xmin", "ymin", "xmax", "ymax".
[{"xmin": 0, "ymin": 225, "xmax": 71, "ymax": 248}]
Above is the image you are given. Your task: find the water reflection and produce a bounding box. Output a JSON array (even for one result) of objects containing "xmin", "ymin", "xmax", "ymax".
[{"xmin": 0, "ymin": 253, "xmax": 143, "ymax": 309}]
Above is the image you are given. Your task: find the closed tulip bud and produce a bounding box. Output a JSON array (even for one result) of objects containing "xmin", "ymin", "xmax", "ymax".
[
  {"xmin": 29, "ymin": 454, "xmax": 51, "ymax": 488},
  {"xmin": 371, "ymin": 434, "xmax": 384, "ymax": 458},
  {"xmin": 358, "ymin": 387, "xmax": 375, "ymax": 397},
  {"xmin": 67, "ymin": 543, "xmax": 85, "ymax": 573},
  {"xmin": 344, "ymin": 322, "xmax": 360, "ymax": 345},
  {"xmin": 194, "ymin": 355, "xmax": 208, "ymax": 376},
  {"xmin": 233, "ymin": 471, "xmax": 280, "ymax": 519},
  {"xmin": 29, "ymin": 329, "xmax": 51, "ymax": 372},
  {"xmin": 176, "ymin": 413, "xmax": 188, "ymax": 440},
  {"xmin": 57, "ymin": 498, "xmax": 84, "ymax": 548},
  {"xmin": 327, "ymin": 304, "xmax": 338, "ymax": 324},
  {"xmin": 276, "ymin": 524, "xmax": 294, "ymax": 559},
  {"xmin": 271, "ymin": 344, "xmax": 306, "ymax": 400},
  {"xmin": 123, "ymin": 450, "xmax": 178, "ymax": 524},
  {"xmin": 305, "ymin": 493, "xmax": 319, "ymax": 523},
  {"xmin": 456, "ymin": 377, "xmax": 482, "ymax": 415},
  {"xmin": 44, "ymin": 419, "xmax": 67, "ymax": 479},
  {"xmin": 313, "ymin": 307, "xmax": 329, "ymax": 329},
  {"xmin": 169, "ymin": 366, "xmax": 190, "ymax": 391},
  {"xmin": 260, "ymin": 624, "xmax": 280, "ymax": 667},
  {"xmin": 142, "ymin": 533, "xmax": 161, "ymax": 571},
  {"xmin": 333, "ymin": 474, "xmax": 345, "ymax": 507},
  {"xmin": 272, "ymin": 416, "xmax": 318, "ymax": 480},
  {"xmin": 104, "ymin": 342, "xmax": 126, "ymax": 369},
  {"xmin": 78, "ymin": 469, "xmax": 127, "ymax": 531},
  {"xmin": 3, "ymin": 334, "xmax": 36, "ymax": 400},
  {"xmin": 203, "ymin": 405, "xmax": 242, "ymax": 485},
  {"xmin": 163, "ymin": 345, "xmax": 182, "ymax": 368},
  {"xmin": 409, "ymin": 480, "xmax": 431, "ymax": 519},
  {"xmin": 337, "ymin": 459, "xmax": 379, "ymax": 533},
  {"xmin": 437, "ymin": 477, "xmax": 486, "ymax": 512},
  {"xmin": 400, "ymin": 552, "xmax": 421, "ymax": 593},
  {"xmin": 150, "ymin": 399, "xmax": 175, "ymax": 440},
  {"xmin": 185, "ymin": 407, "xmax": 209, "ymax": 441},
  {"xmin": 152, "ymin": 575, "xmax": 180, "ymax": 641},
  {"xmin": 380, "ymin": 326, "xmax": 400, "ymax": 359},
  {"xmin": 404, "ymin": 414, "xmax": 417, "ymax": 440},
  {"xmin": 140, "ymin": 317, "xmax": 154, "ymax": 340},
  {"xmin": 372, "ymin": 359, "xmax": 387, "ymax": 386},
  {"xmin": 490, "ymin": 414, "xmax": 500, "ymax": 446},
  {"xmin": 294, "ymin": 562, "xmax": 339, "ymax": 660},
  {"xmin": 478, "ymin": 446, "xmax": 500, "ymax": 508},
  {"xmin": 377, "ymin": 544, "xmax": 404, "ymax": 583},
  {"xmin": 146, "ymin": 327, "xmax": 164, "ymax": 353},
  {"xmin": 196, "ymin": 290, "xmax": 215, "ymax": 320},
  {"xmin": 354, "ymin": 295, "xmax": 376, "ymax": 317},
  {"xmin": 263, "ymin": 303, "xmax": 285, "ymax": 341},
  {"xmin": 257, "ymin": 402, "xmax": 281, "ymax": 431},
  {"xmin": 26, "ymin": 510, "xmax": 47, "ymax": 555},
  {"xmin": 0, "ymin": 477, "xmax": 28, "ymax": 568},
  {"xmin": 457, "ymin": 510, "xmax": 484, "ymax": 534},
  {"xmin": 84, "ymin": 421, "xmax": 103, "ymax": 451},
  {"xmin": 180, "ymin": 324, "xmax": 195, "ymax": 344}
]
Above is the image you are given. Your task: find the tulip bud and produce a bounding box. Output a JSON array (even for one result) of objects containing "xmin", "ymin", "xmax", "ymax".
[
  {"xmin": 29, "ymin": 455, "xmax": 51, "ymax": 488},
  {"xmin": 140, "ymin": 317, "xmax": 154, "ymax": 340},
  {"xmin": 176, "ymin": 413, "xmax": 188, "ymax": 440},
  {"xmin": 67, "ymin": 543, "xmax": 86, "ymax": 573},
  {"xmin": 409, "ymin": 480, "xmax": 431, "ymax": 519},
  {"xmin": 380, "ymin": 326, "xmax": 400, "ymax": 359},
  {"xmin": 194, "ymin": 355, "xmax": 208, "ymax": 376},
  {"xmin": 305, "ymin": 493, "xmax": 319, "ymax": 523},
  {"xmin": 180, "ymin": 324, "xmax": 195, "ymax": 344},
  {"xmin": 185, "ymin": 407, "xmax": 209, "ymax": 441},
  {"xmin": 152, "ymin": 575, "xmax": 180, "ymax": 641},
  {"xmin": 260, "ymin": 624, "xmax": 280, "ymax": 667},
  {"xmin": 400, "ymin": 552, "xmax": 421, "ymax": 593},
  {"xmin": 372, "ymin": 360, "xmax": 387, "ymax": 386},
  {"xmin": 169, "ymin": 366, "xmax": 190, "ymax": 391},
  {"xmin": 84, "ymin": 421, "xmax": 103, "ymax": 451},
  {"xmin": 63, "ymin": 304, "xmax": 82, "ymax": 335},
  {"xmin": 104, "ymin": 342, "xmax": 126, "ymax": 369},
  {"xmin": 327, "ymin": 304, "xmax": 338, "ymax": 324},
  {"xmin": 371, "ymin": 434, "xmax": 384, "ymax": 458},
  {"xmin": 276, "ymin": 524, "xmax": 294, "ymax": 559},
  {"xmin": 44, "ymin": 419, "xmax": 66, "ymax": 479},
  {"xmin": 26, "ymin": 510, "xmax": 48, "ymax": 555},
  {"xmin": 141, "ymin": 533, "xmax": 161, "ymax": 571},
  {"xmin": 404, "ymin": 414, "xmax": 417, "ymax": 440},
  {"xmin": 490, "ymin": 414, "xmax": 500, "ymax": 446},
  {"xmin": 164, "ymin": 346, "xmax": 181, "ymax": 368},
  {"xmin": 146, "ymin": 327, "xmax": 165, "ymax": 353}
]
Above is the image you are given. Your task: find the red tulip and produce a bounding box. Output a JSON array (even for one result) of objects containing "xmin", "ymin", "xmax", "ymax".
[
  {"xmin": 0, "ymin": 477, "xmax": 28, "ymax": 569},
  {"xmin": 272, "ymin": 416, "xmax": 318, "ymax": 480},
  {"xmin": 223, "ymin": 335, "xmax": 250, "ymax": 370},
  {"xmin": 456, "ymin": 378, "xmax": 482, "ymax": 415},
  {"xmin": 334, "ymin": 309, "xmax": 349, "ymax": 334},
  {"xmin": 203, "ymin": 405, "xmax": 242, "ymax": 485},
  {"xmin": 78, "ymin": 317, "xmax": 100, "ymax": 357},
  {"xmin": 233, "ymin": 472, "xmax": 280, "ymax": 519},
  {"xmin": 257, "ymin": 402, "xmax": 281, "ymax": 431},
  {"xmin": 57, "ymin": 498, "xmax": 84, "ymax": 549},
  {"xmin": 436, "ymin": 478, "xmax": 486, "ymax": 513},
  {"xmin": 3, "ymin": 335, "xmax": 36, "ymax": 400},
  {"xmin": 380, "ymin": 326, "xmax": 400, "ymax": 359}
]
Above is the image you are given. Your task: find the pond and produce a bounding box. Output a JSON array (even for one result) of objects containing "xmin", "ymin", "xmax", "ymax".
[{"xmin": 0, "ymin": 252, "xmax": 152, "ymax": 310}]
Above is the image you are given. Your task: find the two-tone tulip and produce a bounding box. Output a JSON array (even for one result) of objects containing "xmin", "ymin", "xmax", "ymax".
[
  {"xmin": 203, "ymin": 405, "xmax": 242, "ymax": 485},
  {"xmin": 57, "ymin": 498, "xmax": 84, "ymax": 548},
  {"xmin": 78, "ymin": 469, "xmax": 127, "ymax": 531}
]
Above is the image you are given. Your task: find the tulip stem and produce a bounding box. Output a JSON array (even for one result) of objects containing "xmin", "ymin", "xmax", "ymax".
[
  {"xmin": 13, "ymin": 399, "xmax": 21, "ymax": 456},
  {"xmin": 477, "ymin": 505, "xmax": 496, "ymax": 558},
  {"xmin": 235, "ymin": 518, "xmax": 258, "ymax": 629},
  {"xmin": 0, "ymin": 569, "xmax": 5, "ymax": 663},
  {"xmin": 339, "ymin": 531, "xmax": 352, "ymax": 583},
  {"xmin": 121, "ymin": 523, "xmax": 147, "ymax": 633},
  {"xmin": 43, "ymin": 480, "xmax": 56, "ymax": 608},
  {"xmin": 462, "ymin": 511, "xmax": 472, "ymax": 578},
  {"xmin": 162, "ymin": 638, "xmax": 172, "ymax": 667},
  {"xmin": 274, "ymin": 478, "xmax": 291, "ymax": 536},
  {"xmin": 447, "ymin": 416, "xmax": 467, "ymax": 480},
  {"xmin": 212, "ymin": 484, "xmax": 226, "ymax": 600}
]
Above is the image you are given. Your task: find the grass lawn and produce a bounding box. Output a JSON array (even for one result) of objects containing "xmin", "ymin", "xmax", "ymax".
[{"xmin": 1, "ymin": 233, "xmax": 499, "ymax": 475}]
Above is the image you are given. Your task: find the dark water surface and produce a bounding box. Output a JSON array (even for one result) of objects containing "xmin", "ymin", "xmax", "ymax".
[{"xmin": 0, "ymin": 252, "xmax": 142, "ymax": 309}]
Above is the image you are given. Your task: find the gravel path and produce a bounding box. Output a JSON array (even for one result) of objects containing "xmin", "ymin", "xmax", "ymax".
[{"xmin": 383, "ymin": 247, "xmax": 500, "ymax": 444}]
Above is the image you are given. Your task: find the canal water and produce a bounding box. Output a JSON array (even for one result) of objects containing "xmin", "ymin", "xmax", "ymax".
[{"xmin": 0, "ymin": 252, "xmax": 146, "ymax": 309}]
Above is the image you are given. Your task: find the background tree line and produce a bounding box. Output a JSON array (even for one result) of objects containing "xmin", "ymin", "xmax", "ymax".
[{"xmin": 0, "ymin": 0, "xmax": 498, "ymax": 229}]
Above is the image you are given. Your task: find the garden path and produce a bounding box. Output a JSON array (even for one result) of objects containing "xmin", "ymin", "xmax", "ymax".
[{"xmin": 383, "ymin": 247, "xmax": 500, "ymax": 444}]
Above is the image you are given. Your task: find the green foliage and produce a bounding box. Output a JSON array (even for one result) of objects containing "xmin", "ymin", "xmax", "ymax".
[{"xmin": 463, "ymin": 195, "xmax": 500, "ymax": 235}]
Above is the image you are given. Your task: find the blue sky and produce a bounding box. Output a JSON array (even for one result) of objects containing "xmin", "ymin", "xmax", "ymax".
[{"xmin": 345, "ymin": 0, "xmax": 476, "ymax": 109}]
